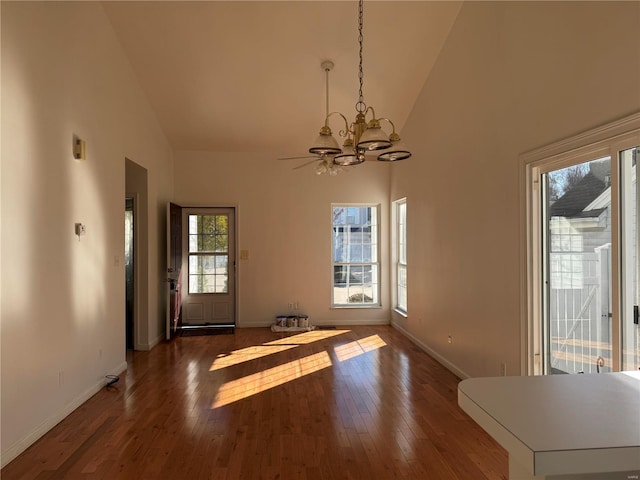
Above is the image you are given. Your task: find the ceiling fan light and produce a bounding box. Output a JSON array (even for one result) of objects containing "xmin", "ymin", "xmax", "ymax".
[
  {"xmin": 315, "ymin": 160, "xmax": 329, "ymax": 175},
  {"xmin": 357, "ymin": 123, "xmax": 392, "ymax": 151}
]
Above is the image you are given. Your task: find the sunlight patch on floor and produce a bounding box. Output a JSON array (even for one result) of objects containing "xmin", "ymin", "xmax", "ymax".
[
  {"xmin": 265, "ymin": 329, "xmax": 349, "ymax": 346},
  {"xmin": 210, "ymin": 345, "xmax": 297, "ymax": 371},
  {"xmin": 211, "ymin": 332, "xmax": 389, "ymax": 408},
  {"xmin": 212, "ymin": 351, "xmax": 333, "ymax": 408},
  {"xmin": 209, "ymin": 329, "xmax": 349, "ymax": 371},
  {"xmin": 334, "ymin": 334, "xmax": 387, "ymax": 362}
]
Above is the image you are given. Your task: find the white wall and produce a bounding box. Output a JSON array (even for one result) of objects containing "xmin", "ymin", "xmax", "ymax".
[
  {"xmin": 391, "ymin": 1, "xmax": 640, "ymax": 378},
  {"xmin": 173, "ymin": 151, "xmax": 391, "ymax": 327},
  {"xmin": 0, "ymin": 2, "xmax": 173, "ymax": 465}
]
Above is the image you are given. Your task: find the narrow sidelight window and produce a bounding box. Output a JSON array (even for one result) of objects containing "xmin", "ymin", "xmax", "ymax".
[{"xmin": 394, "ymin": 199, "xmax": 407, "ymax": 313}]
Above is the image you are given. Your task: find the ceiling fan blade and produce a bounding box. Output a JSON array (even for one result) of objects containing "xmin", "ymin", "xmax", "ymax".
[
  {"xmin": 292, "ymin": 159, "xmax": 320, "ymax": 170},
  {"xmin": 278, "ymin": 155, "xmax": 317, "ymax": 161}
]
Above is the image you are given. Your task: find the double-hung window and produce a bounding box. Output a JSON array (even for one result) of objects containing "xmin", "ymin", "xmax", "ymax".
[
  {"xmin": 332, "ymin": 205, "xmax": 379, "ymax": 307},
  {"xmin": 394, "ymin": 199, "xmax": 407, "ymax": 313}
]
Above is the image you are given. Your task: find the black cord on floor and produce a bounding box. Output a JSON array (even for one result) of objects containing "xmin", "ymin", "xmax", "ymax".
[{"xmin": 105, "ymin": 375, "xmax": 119, "ymax": 388}]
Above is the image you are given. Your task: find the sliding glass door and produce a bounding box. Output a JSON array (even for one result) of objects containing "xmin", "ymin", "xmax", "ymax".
[
  {"xmin": 542, "ymin": 157, "xmax": 613, "ymax": 374},
  {"xmin": 620, "ymin": 147, "xmax": 639, "ymax": 371},
  {"xmin": 531, "ymin": 135, "xmax": 639, "ymax": 375}
]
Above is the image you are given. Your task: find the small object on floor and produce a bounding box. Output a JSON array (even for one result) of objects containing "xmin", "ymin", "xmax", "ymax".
[
  {"xmin": 271, "ymin": 314, "xmax": 313, "ymax": 332},
  {"xmin": 105, "ymin": 375, "xmax": 119, "ymax": 388},
  {"xmin": 270, "ymin": 324, "xmax": 315, "ymax": 333}
]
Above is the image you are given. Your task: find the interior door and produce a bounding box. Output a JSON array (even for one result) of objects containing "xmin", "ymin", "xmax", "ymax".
[
  {"xmin": 181, "ymin": 207, "xmax": 236, "ymax": 327},
  {"xmin": 166, "ymin": 202, "xmax": 183, "ymax": 339}
]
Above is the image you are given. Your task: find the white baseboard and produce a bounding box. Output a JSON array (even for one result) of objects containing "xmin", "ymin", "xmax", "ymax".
[
  {"xmin": 0, "ymin": 361, "xmax": 127, "ymax": 468},
  {"xmin": 235, "ymin": 321, "xmax": 271, "ymax": 328},
  {"xmin": 137, "ymin": 333, "xmax": 163, "ymax": 351},
  {"xmin": 391, "ymin": 322, "xmax": 470, "ymax": 380},
  {"xmin": 149, "ymin": 333, "xmax": 164, "ymax": 349}
]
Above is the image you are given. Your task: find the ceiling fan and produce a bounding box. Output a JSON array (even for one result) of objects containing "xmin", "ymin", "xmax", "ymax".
[
  {"xmin": 277, "ymin": 61, "xmax": 344, "ymax": 175},
  {"xmin": 279, "ymin": 154, "xmax": 348, "ymax": 176}
]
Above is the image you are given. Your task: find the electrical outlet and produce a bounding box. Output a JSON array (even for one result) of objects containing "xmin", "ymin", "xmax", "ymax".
[
  {"xmin": 500, "ymin": 362, "xmax": 507, "ymax": 376},
  {"xmin": 447, "ymin": 335, "xmax": 453, "ymax": 344},
  {"xmin": 288, "ymin": 302, "xmax": 294, "ymax": 310},
  {"xmin": 294, "ymin": 302, "xmax": 299, "ymax": 310}
]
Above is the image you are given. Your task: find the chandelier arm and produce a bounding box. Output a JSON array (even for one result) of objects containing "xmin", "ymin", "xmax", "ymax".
[
  {"xmin": 365, "ymin": 106, "xmax": 378, "ymax": 122},
  {"xmin": 377, "ymin": 117, "xmax": 397, "ymax": 134},
  {"xmin": 324, "ymin": 111, "xmax": 352, "ymax": 137}
]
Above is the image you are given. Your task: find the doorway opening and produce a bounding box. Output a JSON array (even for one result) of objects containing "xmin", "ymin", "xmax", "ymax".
[
  {"xmin": 125, "ymin": 158, "xmax": 148, "ymax": 350},
  {"xmin": 125, "ymin": 197, "xmax": 135, "ymax": 350}
]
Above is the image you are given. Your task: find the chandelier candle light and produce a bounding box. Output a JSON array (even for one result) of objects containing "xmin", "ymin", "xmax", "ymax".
[{"xmin": 309, "ymin": 0, "xmax": 412, "ymax": 166}]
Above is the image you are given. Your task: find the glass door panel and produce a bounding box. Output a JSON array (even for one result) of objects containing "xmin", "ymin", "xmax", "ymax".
[
  {"xmin": 543, "ymin": 157, "xmax": 612, "ymax": 374},
  {"xmin": 621, "ymin": 146, "xmax": 639, "ymax": 371}
]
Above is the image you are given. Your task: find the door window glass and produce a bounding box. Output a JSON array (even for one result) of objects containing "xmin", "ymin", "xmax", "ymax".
[{"xmin": 188, "ymin": 214, "xmax": 229, "ymax": 294}]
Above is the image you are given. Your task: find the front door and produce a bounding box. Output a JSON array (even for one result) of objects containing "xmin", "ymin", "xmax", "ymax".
[{"xmin": 181, "ymin": 207, "xmax": 236, "ymax": 327}]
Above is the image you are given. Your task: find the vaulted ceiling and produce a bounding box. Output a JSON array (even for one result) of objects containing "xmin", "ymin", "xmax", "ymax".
[{"xmin": 102, "ymin": 1, "xmax": 462, "ymax": 156}]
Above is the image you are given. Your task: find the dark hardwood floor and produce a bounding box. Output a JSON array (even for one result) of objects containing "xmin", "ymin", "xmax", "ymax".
[{"xmin": 1, "ymin": 326, "xmax": 507, "ymax": 479}]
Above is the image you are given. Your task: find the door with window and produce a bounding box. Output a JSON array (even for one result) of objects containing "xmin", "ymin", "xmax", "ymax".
[
  {"xmin": 181, "ymin": 207, "xmax": 236, "ymax": 326},
  {"xmin": 542, "ymin": 157, "xmax": 614, "ymax": 374},
  {"xmin": 527, "ymin": 130, "xmax": 639, "ymax": 374}
]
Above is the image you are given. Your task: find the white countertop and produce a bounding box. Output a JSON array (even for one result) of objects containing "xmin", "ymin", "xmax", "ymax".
[{"xmin": 458, "ymin": 371, "xmax": 640, "ymax": 476}]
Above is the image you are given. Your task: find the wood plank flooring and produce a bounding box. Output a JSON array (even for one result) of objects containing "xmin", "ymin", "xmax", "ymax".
[{"xmin": 1, "ymin": 326, "xmax": 507, "ymax": 479}]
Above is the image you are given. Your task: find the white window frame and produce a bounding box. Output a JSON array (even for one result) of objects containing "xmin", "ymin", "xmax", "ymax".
[
  {"xmin": 392, "ymin": 198, "xmax": 407, "ymax": 315},
  {"xmin": 331, "ymin": 204, "xmax": 381, "ymax": 308},
  {"xmin": 520, "ymin": 112, "xmax": 640, "ymax": 375}
]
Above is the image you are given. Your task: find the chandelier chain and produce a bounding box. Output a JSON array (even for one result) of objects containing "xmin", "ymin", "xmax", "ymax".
[{"xmin": 356, "ymin": 0, "xmax": 366, "ymax": 113}]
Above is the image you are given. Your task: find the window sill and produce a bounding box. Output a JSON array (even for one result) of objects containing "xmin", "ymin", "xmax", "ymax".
[
  {"xmin": 331, "ymin": 304, "xmax": 383, "ymax": 310},
  {"xmin": 394, "ymin": 308, "xmax": 408, "ymax": 318}
]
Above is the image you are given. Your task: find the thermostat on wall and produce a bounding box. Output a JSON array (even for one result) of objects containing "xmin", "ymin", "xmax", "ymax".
[{"xmin": 73, "ymin": 135, "xmax": 86, "ymax": 160}]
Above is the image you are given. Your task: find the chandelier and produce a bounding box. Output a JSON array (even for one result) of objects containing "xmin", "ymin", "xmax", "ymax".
[{"xmin": 309, "ymin": 0, "xmax": 411, "ymax": 166}]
